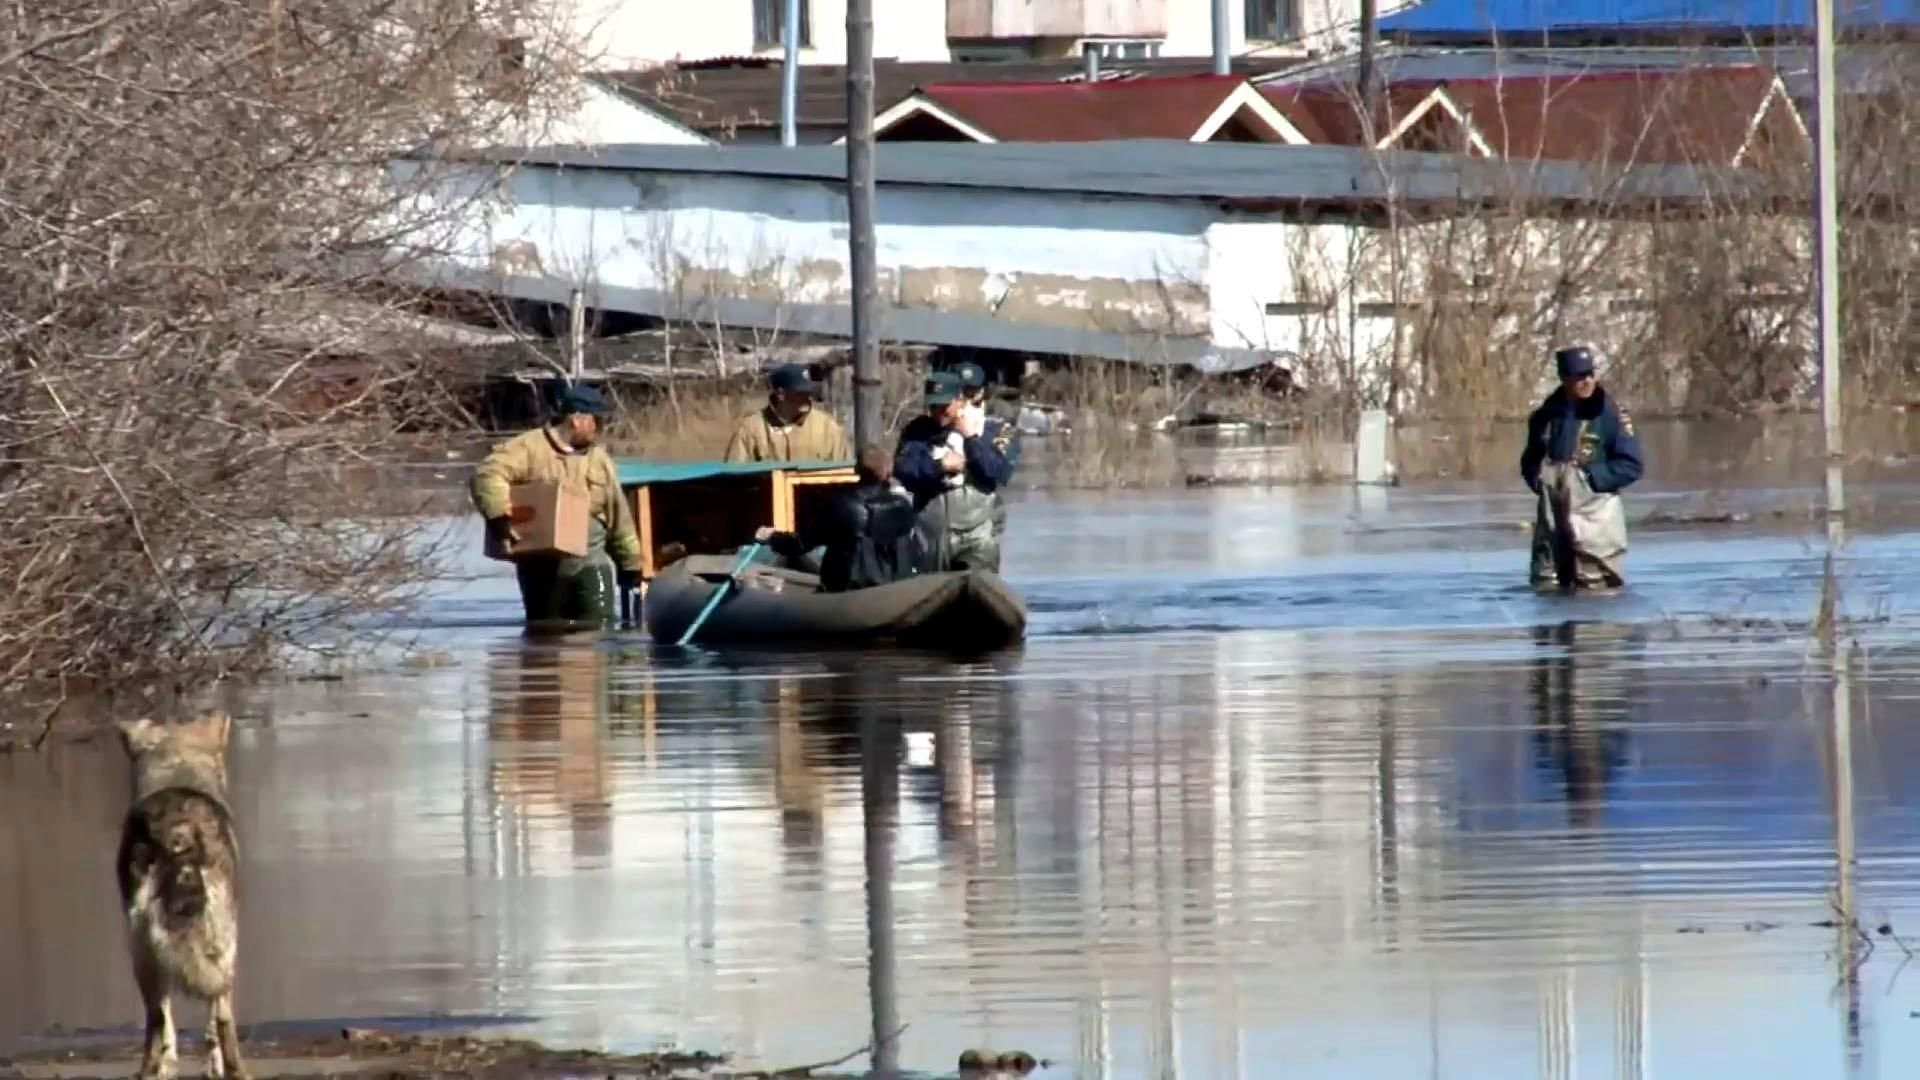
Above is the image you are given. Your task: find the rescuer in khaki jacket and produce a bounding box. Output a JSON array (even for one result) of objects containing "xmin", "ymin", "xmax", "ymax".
[
  {"xmin": 723, "ymin": 362, "xmax": 853, "ymax": 464},
  {"xmin": 470, "ymin": 384, "xmax": 643, "ymax": 626}
]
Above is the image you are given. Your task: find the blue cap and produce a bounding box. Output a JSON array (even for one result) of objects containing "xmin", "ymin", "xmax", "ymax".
[
  {"xmin": 556, "ymin": 382, "xmax": 609, "ymax": 417},
  {"xmin": 1555, "ymin": 346, "xmax": 1597, "ymax": 379},
  {"xmin": 924, "ymin": 371, "xmax": 961, "ymax": 406},
  {"xmin": 953, "ymin": 361, "xmax": 987, "ymax": 390},
  {"xmin": 768, "ymin": 362, "xmax": 820, "ymax": 395}
]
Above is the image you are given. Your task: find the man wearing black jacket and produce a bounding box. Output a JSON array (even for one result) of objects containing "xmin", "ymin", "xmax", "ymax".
[{"xmin": 758, "ymin": 445, "xmax": 923, "ymax": 593}]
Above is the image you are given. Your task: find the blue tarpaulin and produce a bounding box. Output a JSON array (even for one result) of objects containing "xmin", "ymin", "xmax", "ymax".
[
  {"xmin": 1378, "ymin": 0, "xmax": 1920, "ymax": 38},
  {"xmin": 615, "ymin": 458, "xmax": 852, "ymax": 487}
]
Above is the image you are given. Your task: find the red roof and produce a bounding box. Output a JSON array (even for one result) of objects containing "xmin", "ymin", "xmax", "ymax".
[
  {"xmin": 1445, "ymin": 66, "xmax": 1798, "ymax": 166},
  {"xmin": 1261, "ymin": 65, "xmax": 1803, "ymax": 165},
  {"xmin": 897, "ymin": 74, "xmax": 1294, "ymax": 142}
]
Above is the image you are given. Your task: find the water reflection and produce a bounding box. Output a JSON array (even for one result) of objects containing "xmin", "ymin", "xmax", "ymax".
[
  {"xmin": 7, "ymin": 614, "xmax": 1920, "ymax": 1077},
  {"xmin": 488, "ymin": 642, "xmax": 616, "ymax": 866},
  {"xmin": 1528, "ymin": 621, "xmax": 1643, "ymax": 831}
]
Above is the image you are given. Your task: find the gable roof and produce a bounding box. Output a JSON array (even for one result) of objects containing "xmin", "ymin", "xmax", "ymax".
[
  {"xmin": 1439, "ymin": 65, "xmax": 1808, "ymax": 167},
  {"xmin": 1376, "ymin": 0, "xmax": 1920, "ymax": 43},
  {"xmin": 1262, "ymin": 65, "xmax": 1808, "ymax": 166},
  {"xmin": 868, "ymin": 75, "xmax": 1314, "ymax": 144},
  {"xmin": 1261, "ymin": 82, "xmax": 1497, "ymax": 155},
  {"xmin": 593, "ymin": 56, "xmax": 1309, "ymax": 142}
]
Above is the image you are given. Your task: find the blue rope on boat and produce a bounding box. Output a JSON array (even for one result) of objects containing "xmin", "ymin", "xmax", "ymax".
[{"xmin": 674, "ymin": 542, "xmax": 765, "ymax": 646}]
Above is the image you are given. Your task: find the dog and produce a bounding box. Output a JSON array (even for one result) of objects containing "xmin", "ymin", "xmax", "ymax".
[{"xmin": 116, "ymin": 710, "xmax": 249, "ymax": 1080}]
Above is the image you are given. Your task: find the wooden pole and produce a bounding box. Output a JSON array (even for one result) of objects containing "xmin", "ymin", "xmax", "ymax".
[
  {"xmin": 1359, "ymin": 0, "xmax": 1378, "ymax": 112},
  {"xmin": 845, "ymin": 0, "xmax": 881, "ymax": 450}
]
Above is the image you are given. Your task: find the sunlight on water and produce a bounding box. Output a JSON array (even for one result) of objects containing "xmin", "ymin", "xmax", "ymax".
[{"xmin": 5, "ymin": 485, "xmax": 1920, "ymax": 1078}]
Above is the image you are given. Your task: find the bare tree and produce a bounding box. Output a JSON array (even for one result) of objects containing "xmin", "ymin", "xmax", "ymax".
[{"xmin": 0, "ymin": 0, "xmax": 589, "ymax": 703}]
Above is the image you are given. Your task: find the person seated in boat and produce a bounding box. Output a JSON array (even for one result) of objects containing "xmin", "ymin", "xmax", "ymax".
[
  {"xmin": 469, "ymin": 383, "xmax": 643, "ymax": 627},
  {"xmin": 894, "ymin": 371, "xmax": 1015, "ymax": 573},
  {"xmin": 723, "ymin": 362, "xmax": 854, "ymax": 464},
  {"xmin": 755, "ymin": 445, "xmax": 924, "ymax": 592}
]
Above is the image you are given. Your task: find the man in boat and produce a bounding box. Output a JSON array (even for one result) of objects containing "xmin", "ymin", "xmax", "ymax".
[
  {"xmin": 894, "ymin": 371, "xmax": 1015, "ymax": 573},
  {"xmin": 470, "ymin": 383, "xmax": 644, "ymax": 626},
  {"xmin": 755, "ymin": 444, "xmax": 923, "ymax": 592},
  {"xmin": 723, "ymin": 362, "xmax": 853, "ymax": 464},
  {"xmin": 1520, "ymin": 345, "xmax": 1645, "ymax": 591},
  {"xmin": 953, "ymin": 360, "xmax": 1022, "ymax": 550}
]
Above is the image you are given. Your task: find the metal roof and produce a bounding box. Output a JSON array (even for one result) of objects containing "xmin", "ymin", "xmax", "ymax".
[
  {"xmin": 908, "ymin": 75, "xmax": 1281, "ymax": 142},
  {"xmin": 1376, "ymin": 0, "xmax": 1920, "ymax": 40},
  {"xmin": 1253, "ymin": 43, "xmax": 1912, "ymax": 98},
  {"xmin": 592, "ymin": 55, "xmax": 1307, "ymax": 142},
  {"xmin": 1262, "ymin": 64, "xmax": 1804, "ymax": 167},
  {"xmin": 456, "ymin": 140, "xmax": 1758, "ymax": 207}
]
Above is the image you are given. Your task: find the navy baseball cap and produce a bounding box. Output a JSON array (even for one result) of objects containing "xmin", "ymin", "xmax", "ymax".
[
  {"xmin": 556, "ymin": 382, "xmax": 610, "ymax": 417},
  {"xmin": 768, "ymin": 362, "xmax": 821, "ymax": 395},
  {"xmin": 924, "ymin": 371, "xmax": 962, "ymax": 406},
  {"xmin": 953, "ymin": 361, "xmax": 987, "ymax": 390},
  {"xmin": 1555, "ymin": 346, "xmax": 1597, "ymax": 379}
]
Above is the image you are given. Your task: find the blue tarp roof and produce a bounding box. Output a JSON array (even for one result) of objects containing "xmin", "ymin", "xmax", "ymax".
[
  {"xmin": 1378, "ymin": 0, "xmax": 1920, "ymax": 38},
  {"xmin": 616, "ymin": 458, "xmax": 852, "ymax": 486}
]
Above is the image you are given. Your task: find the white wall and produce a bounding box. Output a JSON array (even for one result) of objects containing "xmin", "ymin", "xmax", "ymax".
[
  {"xmin": 412, "ymin": 161, "xmax": 1354, "ymax": 366},
  {"xmin": 552, "ymin": 0, "xmax": 949, "ymax": 69}
]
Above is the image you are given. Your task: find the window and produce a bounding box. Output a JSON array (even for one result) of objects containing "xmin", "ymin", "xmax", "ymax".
[
  {"xmin": 753, "ymin": 0, "xmax": 811, "ymax": 49},
  {"xmin": 1245, "ymin": 0, "xmax": 1300, "ymax": 41},
  {"xmin": 1081, "ymin": 39, "xmax": 1163, "ymax": 60},
  {"xmin": 952, "ymin": 43, "xmax": 1036, "ymax": 61}
]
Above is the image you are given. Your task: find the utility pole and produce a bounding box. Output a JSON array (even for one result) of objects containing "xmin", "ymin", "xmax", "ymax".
[
  {"xmin": 780, "ymin": 0, "xmax": 799, "ymax": 146},
  {"xmin": 1359, "ymin": 0, "xmax": 1379, "ymax": 112},
  {"xmin": 1813, "ymin": 0, "xmax": 1844, "ymax": 556},
  {"xmin": 845, "ymin": 0, "xmax": 881, "ymax": 449},
  {"xmin": 1211, "ymin": 0, "xmax": 1230, "ymax": 75}
]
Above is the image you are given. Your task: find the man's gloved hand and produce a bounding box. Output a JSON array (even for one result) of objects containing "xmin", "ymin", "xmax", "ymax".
[
  {"xmin": 753, "ymin": 525, "xmax": 777, "ymax": 542},
  {"xmin": 485, "ymin": 515, "xmax": 518, "ymax": 549}
]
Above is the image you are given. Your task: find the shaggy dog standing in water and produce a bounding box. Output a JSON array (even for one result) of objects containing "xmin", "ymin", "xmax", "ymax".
[{"xmin": 116, "ymin": 710, "xmax": 249, "ymax": 1080}]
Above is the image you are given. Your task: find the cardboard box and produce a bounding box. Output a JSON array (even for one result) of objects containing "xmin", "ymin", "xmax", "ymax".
[{"xmin": 486, "ymin": 479, "xmax": 590, "ymax": 561}]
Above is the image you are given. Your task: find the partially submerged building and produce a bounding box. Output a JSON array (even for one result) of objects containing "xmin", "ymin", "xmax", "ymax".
[{"xmin": 392, "ymin": 140, "xmax": 1761, "ymax": 407}]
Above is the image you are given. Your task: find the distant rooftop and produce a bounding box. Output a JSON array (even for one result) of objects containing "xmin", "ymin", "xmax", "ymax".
[
  {"xmin": 436, "ymin": 139, "xmax": 1764, "ymax": 209},
  {"xmin": 593, "ymin": 56, "xmax": 1308, "ymax": 143},
  {"xmin": 1377, "ymin": 0, "xmax": 1920, "ymax": 43},
  {"xmin": 1253, "ymin": 42, "xmax": 1915, "ymax": 99}
]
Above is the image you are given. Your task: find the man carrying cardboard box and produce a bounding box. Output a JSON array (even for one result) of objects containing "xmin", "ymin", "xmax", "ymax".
[{"xmin": 470, "ymin": 384, "xmax": 644, "ymax": 626}]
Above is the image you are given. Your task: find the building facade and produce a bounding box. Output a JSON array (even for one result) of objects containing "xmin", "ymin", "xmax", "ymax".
[{"xmin": 547, "ymin": 0, "xmax": 1406, "ymax": 70}]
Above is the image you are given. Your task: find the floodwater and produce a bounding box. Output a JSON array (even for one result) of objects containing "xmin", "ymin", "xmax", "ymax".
[{"xmin": 7, "ymin": 473, "xmax": 1920, "ymax": 1078}]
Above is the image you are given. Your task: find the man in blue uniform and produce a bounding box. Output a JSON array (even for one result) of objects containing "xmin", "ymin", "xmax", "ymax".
[
  {"xmin": 952, "ymin": 361, "xmax": 1021, "ymax": 549},
  {"xmin": 1520, "ymin": 345, "xmax": 1645, "ymax": 590},
  {"xmin": 895, "ymin": 371, "xmax": 1016, "ymax": 573}
]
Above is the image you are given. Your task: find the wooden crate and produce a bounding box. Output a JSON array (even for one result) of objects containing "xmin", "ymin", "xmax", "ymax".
[{"xmin": 627, "ymin": 466, "xmax": 858, "ymax": 581}]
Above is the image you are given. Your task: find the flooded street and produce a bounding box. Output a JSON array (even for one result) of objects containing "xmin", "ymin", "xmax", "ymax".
[{"xmin": 8, "ymin": 476, "xmax": 1920, "ymax": 1077}]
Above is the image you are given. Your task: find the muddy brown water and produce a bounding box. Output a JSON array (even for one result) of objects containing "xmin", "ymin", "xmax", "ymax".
[{"xmin": 8, "ymin": 473, "xmax": 1920, "ymax": 1078}]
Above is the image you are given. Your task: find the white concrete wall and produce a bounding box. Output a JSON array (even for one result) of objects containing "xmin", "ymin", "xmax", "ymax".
[
  {"xmin": 552, "ymin": 0, "xmax": 949, "ymax": 68},
  {"xmin": 439, "ymin": 165, "xmax": 1239, "ymax": 355},
  {"xmin": 400, "ymin": 159, "xmax": 1462, "ymax": 374}
]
